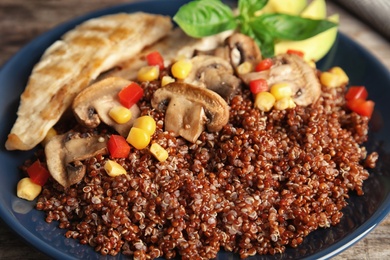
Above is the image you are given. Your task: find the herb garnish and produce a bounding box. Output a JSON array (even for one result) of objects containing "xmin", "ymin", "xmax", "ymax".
[{"xmin": 173, "ymin": 0, "xmax": 337, "ymax": 57}]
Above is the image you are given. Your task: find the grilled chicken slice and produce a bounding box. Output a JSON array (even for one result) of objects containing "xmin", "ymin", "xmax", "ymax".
[{"xmin": 6, "ymin": 12, "xmax": 172, "ymax": 151}]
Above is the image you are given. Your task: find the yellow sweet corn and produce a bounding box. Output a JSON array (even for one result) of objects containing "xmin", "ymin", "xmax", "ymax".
[
  {"xmin": 133, "ymin": 115, "xmax": 156, "ymax": 136},
  {"xmin": 320, "ymin": 71, "xmax": 341, "ymax": 88},
  {"xmin": 270, "ymin": 82, "xmax": 293, "ymax": 100},
  {"xmin": 127, "ymin": 127, "xmax": 151, "ymax": 150},
  {"xmin": 109, "ymin": 106, "xmax": 132, "ymax": 124},
  {"xmin": 171, "ymin": 60, "xmax": 192, "ymax": 79},
  {"xmin": 137, "ymin": 65, "xmax": 159, "ymax": 82},
  {"xmin": 150, "ymin": 143, "xmax": 169, "ymax": 162},
  {"xmin": 104, "ymin": 160, "xmax": 127, "ymax": 177},
  {"xmin": 236, "ymin": 61, "xmax": 253, "ymax": 75},
  {"xmin": 161, "ymin": 75, "xmax": 175, "ymax": 86},
  {"xmin": 17, "ymin": 177, "xmax": 42, "ymax": 201},
  {"xmin": 274, "ymin": 97, "xmax": 296, "ymax": 110},
  {"xmin": 329, "ymin": 66, "xmax": 349, "ymax": 85},
  {"xmin": 320, "ymin": 67, "xmax": 349, "ymax": 88},
  {"xmin": 254, "ymin": 91, "xmax": 275, "ymax": 112}
]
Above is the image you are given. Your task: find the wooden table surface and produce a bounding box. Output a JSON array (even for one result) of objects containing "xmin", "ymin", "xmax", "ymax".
[{"xmin": 0, "ymin": 0, "xmax": 389, "ymax": 259}]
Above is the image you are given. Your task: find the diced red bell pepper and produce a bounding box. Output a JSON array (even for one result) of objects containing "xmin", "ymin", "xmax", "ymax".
[
  {"xmin": 146, "ymin": 51, "xmax": 164, "ymax": 70},
  {"xmin": 249, "ymin": 79, "xmax": 268, "ymax": 94},
  {"xmin": 118, "ymin": 82, "xmax": 144, "ymax": 108},
  {"xmin": 345, "ymin": 86, "xmax": 368, "ymax": 101},
  {"xmin": 287, "ymin": 49, "xmax": 304, "ymax": 58},
  {"xmin": 26, "ymin": 160, "xmax": 50, "ymax": 186},
  {"xmin": 108, "ymin": 135, "xmax": 131, "ymax": 158},
  {"xmin": 255, "ymin": 58, "xmax": 273, "ymax": 72},
  {"xmin": 346, "ymin": 98, "xmax": 375, "ymax": 118}
]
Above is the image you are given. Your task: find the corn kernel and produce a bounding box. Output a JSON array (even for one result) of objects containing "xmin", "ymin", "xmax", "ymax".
[
  {"xmin": 274, "ymin": 97, "xmax": 296, "ymax": 110},
  {"xmin": 17, "ymin": 177, "xmax": 42, "ymax": 201},
  {"xmin": 161, "ymin": 75, "xmax": 175, "ymax": 87},
  {"xmin": 104, "ymin": 160, "xmax": 127, "ymax": 177},
  {"xmin": 133, "ymin": 115, "xmax": 156, "ymax": 136},
  {"xmin": 329, "ymin": 66, "xmax": 349, "ymax": 85},
  {"xmin": 109, "ymin": 106, "xmax": 132, "ymax": 124},
  {"xmin": 171, "ymin": 60, "xmax": 192, "ymax": 79},
  {"xmin": 127, "ymin": 127, "xmax": 151, "ymax": 150},
  {"xmin": 270, "ymin": 82, "xmax": 293, "ymax": 100},
  {"xmin": 320, "ymin": 71, "xmax": 341, "ymax": 88},
  {"xmin": 42, "ymin": 127, "xmax": 57, "ymax": 146},
  {"xmin": 236, "ymin": 61, "xmax": 253, "ymax": 74},
  {"xmin": 321, "ymin": 67, "xmax": 350, "ymax": 88},
  {"xmin": 150, "ymin": 143, "xmax": 169, "ymax": 162},
  {"xmin": 137, "ymin": 65, "xmax": 159, "ymax": 82},
  {"xmin": 254, "ymin": 91, "xmax": 275, "ymax": 112}
]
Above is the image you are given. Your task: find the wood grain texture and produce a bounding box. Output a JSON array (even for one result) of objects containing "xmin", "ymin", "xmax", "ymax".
[{"xmin": 0, "ymin": 0, "xmax": 389, "ymax": 259}]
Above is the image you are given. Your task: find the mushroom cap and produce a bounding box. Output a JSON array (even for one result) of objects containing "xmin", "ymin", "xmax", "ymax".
[
  {"xmin": 72, "ymin": 77, "xmax": 140, "ymax": 136},
  {"xmin": 184, "ymin": 55, "xmax": 241, "ymax": 99},
  {"xmin": 225, "ymin": 32, "xmax": 262, "ymax": 69},
  {"xmin": 240, "ymin": 54, "xmax": 321, "ymax": 106},
  {"xmin": 151, "ymin": 82, "xmax": 229, "ymax": 141},
  {"xmin": 45, "ymin": 132, "xmax": 108, "ymax": 187}
]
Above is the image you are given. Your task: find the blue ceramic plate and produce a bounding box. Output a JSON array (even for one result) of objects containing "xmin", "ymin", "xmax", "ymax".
[{"xmin": 1, "ymin": 0, "xmax": 389, "ymax": 259}]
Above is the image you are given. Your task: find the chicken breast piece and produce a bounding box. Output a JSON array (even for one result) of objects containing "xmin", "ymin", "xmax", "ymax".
[{"xmin": 6, "ymin": 12, "xmax": 172, "ymax": 151}]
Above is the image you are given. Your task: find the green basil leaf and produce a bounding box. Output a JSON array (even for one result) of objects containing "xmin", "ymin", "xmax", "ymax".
[
  {"xmin": 246, "ymin": 23, "xmax": 275, "ymax": 58},
  {"xmin": 239, "ymin": 0, "xmax": 268, "ymax": 19},
  {"xmin": 173, "ymin": 0, "xmax": 237, "ymax": 38},
  {"xmin": 239, "ymin": 22, "xmax": 257, "ymax": 41},
  {"xmin": 252, "ymin": 13, "xmax": 337, "ymax": 41}
]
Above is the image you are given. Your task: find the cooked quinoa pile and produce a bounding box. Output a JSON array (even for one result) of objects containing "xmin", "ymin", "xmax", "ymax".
[{"xmin": 25, "ymin": 75, "xmax": 378, "ymax": 259}]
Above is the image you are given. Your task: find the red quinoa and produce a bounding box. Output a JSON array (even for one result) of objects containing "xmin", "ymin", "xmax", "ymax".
[{"xmin": 33, "ymin": 73, "xmax": 377, "ymax": 259}]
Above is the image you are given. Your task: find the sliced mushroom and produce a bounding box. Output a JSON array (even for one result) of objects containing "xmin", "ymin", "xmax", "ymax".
[
  {"xmin": 225, "ymin": 32, "xmax": 262, "ymax": 70},
  {"xmin": 151, "ymin": 82, "xmax": 229, "ymax": 143},
  {"xmin": 165, "ymin": 98, "xmax": 207, "ymax": 143},
  {"xmin": 240, "ymin": 54, "xmax": 321, "ymax": 106},
  {"xmin": 45, "ymin": 132, "xmax": 108, "ymax": 187},
  {"xmin": 194, "ymin": 32, "xmax": 262, "ymax": 75},
  {"xmin": 183, "ymin": 55, "xmax": 241, "ymax": 99},
  {"xmin": 72, "ymin": 77, "xmax": 140, "ymax": 136}
]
